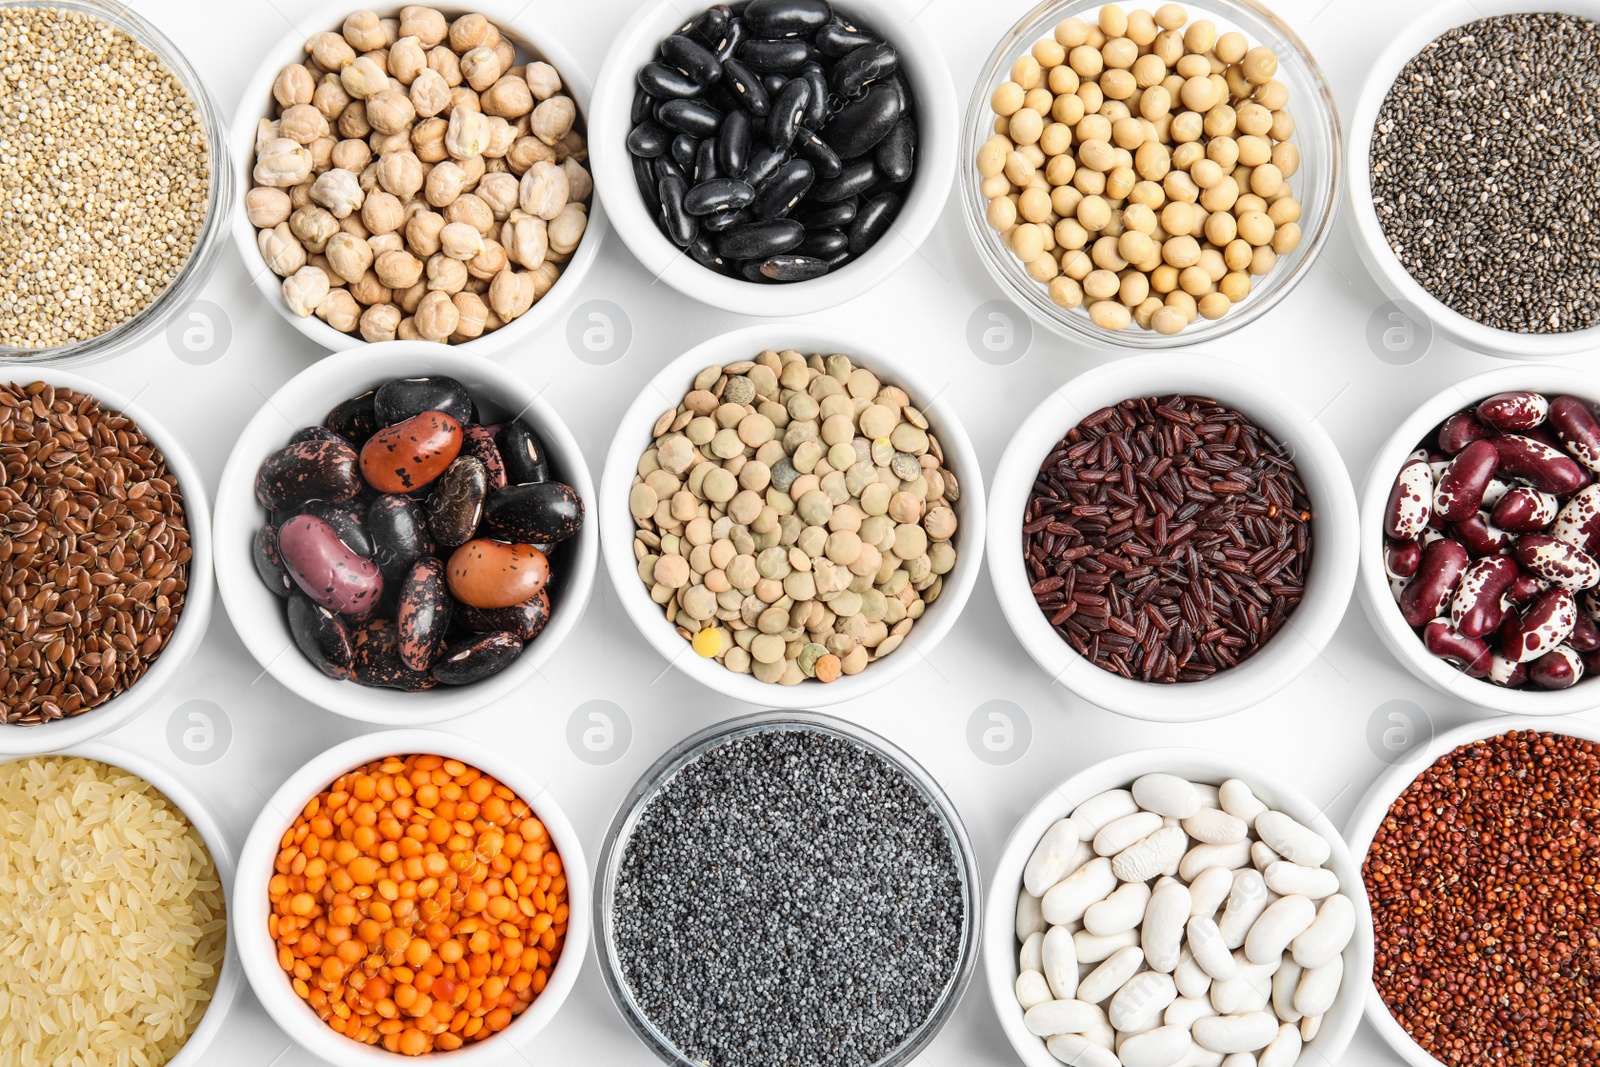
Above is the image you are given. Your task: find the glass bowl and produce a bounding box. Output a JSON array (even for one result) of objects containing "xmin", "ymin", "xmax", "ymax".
[
  {"xmin": 0, "ymin": 0, "xmax": 234, "ymax": 366},
  {"xmin": 593, "ymin": 711, "xmax": 982, "ymax": 1067},
  {"xmin": 961, "ymin": 0, "xmax": 1341, "ymax": 349}
]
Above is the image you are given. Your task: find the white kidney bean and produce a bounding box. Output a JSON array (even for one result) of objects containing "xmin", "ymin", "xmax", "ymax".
[
  {"xmin": 1110, "ymin": 971, "xmax": 1178, "ymax": 1032},
  {"xmin": 1192, "ymin": 783, "xmax": 1222, "ymax": 809},
  {"xmin": 1244, "ymin": 896, "xmax": 1317, "ymax": 965},
  {"xmin": 1254, "ymin": 811, "xmax": 1330, "ymax": 867},
  {"xmin": 1133, "ymin": 773, "xmax": 1203, "ymax": 818},
  {"xmin": 1116, "ymin": 826, "xmax": 1191, "ymax": 884},
  {"xmin": 1218, "ymin": 779, "xmax": 1268, "ymax": 823},
  {"xmin": 1045, "ymin": 1034, "xmax": 1121, "ymax": 1067},
  {"xmin": 1193, "ymin": 1012, "xmax": 1280, "ymax": 1055},
  {"xmin": 1208, "ymin": 954, "xmax": 1274, "ymax": 1014},
  {"xmin": 1299, "ymin": 1014, "xmax": 1322, "ymax": 1042},
  {"xmin": 1183, "ymin": 807, "xmax": 1249, "ymax": 845},
  {"xmin": 1270, "ymin": 960, "xmax": 1303, "ymax": 1023},
  {"xmin": 1291, "ymin": 894, "xmax": 1355, "ymax": 969},
  {"xmin": 1026, "ymin": 818, "xmax": 1084, "ymax": 897},
  {"xmin": 1025, "ymin": 998, "xmax": 1107, "ymax": 1037},
  {"xmin": 1177, "ymin": 1049, "xmax": 1227, "ymax": 1067},
  {"xmin": 1094, "ymin": 811, "xmax": 1165, "ymax": 856},
  {"xmin": 1175, "ymin": 952, "xmax": 1213, "ymax": 999},
  {"xmin": 1075, "ymin": 927, "xmax": 1140, "ymax": 963},
  {"xmin": 1017, "ymin": 969, "xmax": 1053, "ymax": 1009},
  {"xmin": 1143, "ymin": 879, "xmax": 1193, "ymax": 973},
  {"xmin": 1181, "ymin": 840, "xmax": 1253, "ymax": 883},
  {"xmin": 1187, "ymin": 915, "xmax": 1237, "ymax": 980},
  {"xmin": 1018, "ymin": 889, "xmax": 1047, "ymax": 941},
  {"xmin": 1189, "ymin": 866, "xmax": 1235, "ymax": 920},
  {"xmin": 1218, "ymin": 870, "xmax": 1270, "ymax": 949},
  {"xmin": 1118, "ymin": 1025, "xmax": 1194, "ymax": 1067},
  {"xmin": 1077, "ymin": 945, "xmax": 1145, "ymax": 1005},
  {"xmin": 1042, "ymin": 857, "xmax": 1118, "ymax": 926},
  {"xmin": 1072, "ymin": 788, "xmax": 1141, "ymax": 835},
  {"xmin": 1085, "ymin": 881, "xmax": 1152, "ymax": 936},
  {"xmin": 1262, "ymin": 860, "xmax": 1339, "ymax": 899},
  {"xmin": 1292, "ymin": 955, "xmax": 1342, "ymax": 1017},
  {"xmin": 1021, "ymin": 930, "xmax": 1044, "ymax": 973},
  {"xmin": 1220, "ymin": 1056, "xmax": 1257, "ymax": 1067},
  {"xmin": 1250, "ymin": 841, "xmax": 1281, "ymax": 872},
  {"xmin": 1256, "ymin": 1023, "xmax": 1302, "ymax": 1067},
  {"xmin": 1043, "ymin": 924, "xmax": 1080, "ymax": 1000},
  {"xmin": 1166, "ymin": 995, "xmax": 1219, "ymax": 1030}
]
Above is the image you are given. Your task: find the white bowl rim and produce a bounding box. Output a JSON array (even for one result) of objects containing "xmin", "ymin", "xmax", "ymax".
[
  {"xmin": 1344, "ymin": 0, "xmax": 1600, "ymax": 358},
  {"xmin": 212, "ymin": 342, "xmax": 598, "ymax": 724},
  {"xmin": 0, "ymin": 367, "xmax": 214, "ymax": 756},
  {"xmin": 227, "ymin": 0, "xmax": 608, "ymax": 358},
  {"xmin": 1356, "ymin": 363, "xmax": 1600, "ymax": 715},
  {"xmin": 1343, "ymin": 715, "xmax": 1600, "ymax": 1067},
  {"xmin": 598, "ymin": 321, "xmax": 987, "ymax": 710},
  {"xmin": 0, "ymin": 742, "xmax": 242, "ymax": 1067},
  {"xmin": 233, "ymin": 728, "xmax": 589, "ymax": 1067},
  {"xmin": 984, "ymin": 747, "xmax": 1373, "ymax": 1067},
  {"xmin": 587, "ymin": 0, "xmax": 958, "ymax": 318},
  {"xmin": 985, "ymin": 352, "xmax": 1359, "ymax": 721},
  {"xmin": 961, "ymin": 0, "xmax": 1344, "ymax": 350}
]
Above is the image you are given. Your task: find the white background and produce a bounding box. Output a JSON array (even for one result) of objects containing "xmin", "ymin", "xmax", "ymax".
[{"xmin": 53, "ymin": 0, "xmax": 1600, "ymax": 1065}]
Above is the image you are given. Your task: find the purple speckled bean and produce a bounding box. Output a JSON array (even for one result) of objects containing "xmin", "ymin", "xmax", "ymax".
[{"xmin": 280, "ymin": 514, "xmax": 384, "ymax": 617}]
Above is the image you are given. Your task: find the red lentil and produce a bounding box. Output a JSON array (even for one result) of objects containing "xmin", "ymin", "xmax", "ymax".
[{"xmin": 1363, "ymin": 730, "xmax": 1600, "ymax": 1066}]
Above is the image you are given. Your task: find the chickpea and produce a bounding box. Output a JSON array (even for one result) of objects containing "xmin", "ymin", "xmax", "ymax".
[
  {"xmin": 274, "ymin": 64, "xmax": 316, "ymax": 110},
  {"xmin": 290, "ymin": 204, "xmax": 339, "ymax": 253},
  {"xmin": 375, "ymin": 248, "xmax": 423, "ymax": 289},
  {"xmin": 246, "ymin": 187, "xmax": 292, "ymax": 229},
  {"xmin": 465, "ymin": 238, "xmax": 508, "ymax": 281},
  {"xmin": 359, "ymin": 301, "xmax": 402, "ymax": 341},
  {"xmin": 483, "ymin": 75, "xmax": 534, "ymax": 119},
  {"xmin": 525, "ymin": 61, "xmax": 562, "ymax": 102},
  {"xmin": 337, "ymin": 99, "xmax": 371, "ymax": 140},
  {"xmin": 258, "ymin": 222, "xmax": 306, "ymax": 276},
  {"xmin": 282, "ymin": 265, "xmax": 330, "ymax": 318},
  {"xmin": 350, "ymin": 269, "xmax": 393, "ymax": 307},
  {"xmin": 489, "ymin": 268, "xmax": 535, "ymax": 321},
  {"xmin": 307, "ymin": 31, "xmax": 355, "ymax": 72},
  {"xmin": 325, "ymin": 231, "xmax": 375, "ymax": 283},
  {"xmin": 531, "ymin": 96, "xmax": 577, "ymax": 146}
]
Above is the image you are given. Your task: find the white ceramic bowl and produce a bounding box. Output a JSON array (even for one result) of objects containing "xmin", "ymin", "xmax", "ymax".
[
  {"xmin": 1346, "ymin": 0, "xmax": 1600, "ymax": 358},
  {"xmin": 229, "ymin": 2, "xmax": 607, "ymax": 357},
  {"xmin": 986, "ymin": 748, "xmax": 1373, "ymax": 1067},
  {"xmin": 235, "ymin": 729, "xmax": 588, "ymax": 1067},
  {"xmin": 0, "ymin": 368, "xmax": 213, "ymax": 756},
  {"xmin": 986, "ymin": 354, "xmax": 1358, "ymax": 721},
  {"xmin": 599, "ymin": 322, "xmax": 986, "ymax": 709},
  {"xmin": 213, "ymin": 343, "xmax": 597, "ymax": 724},
  {"xmin": 1357, "ymin": 364, "xmax": 1600, "ymax": 715},
  {"xmin": 963, "ymin": 0, "xmax": 1342, "ymax": 350},
  {"xmin": 0, "ymin": 742, "xmax": 240, "ymax": 1067},
  {"xmin": 588, "ymin": 0, "xmax": 957, "ymax": 317},
  {"xmin": 1344, "ymin": 716, "xmax": 1600, "ymax": 1067}
]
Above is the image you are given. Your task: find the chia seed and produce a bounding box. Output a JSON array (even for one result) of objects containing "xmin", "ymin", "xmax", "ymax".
[
  {"xmin": 1370, "ymin": 13, "xmax": 1600, "ymax": 333},
  {"xmin": 610, "ymin": 726, "xmax": 966, "ymax": 1067}
]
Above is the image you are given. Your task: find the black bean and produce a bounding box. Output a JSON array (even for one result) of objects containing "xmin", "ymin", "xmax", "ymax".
[
  {"xmin": 740, "ymin": 36, "xmax": 811, "ymax": 72},
  {"xmin": 800, "ymin": 64, "xmax": 830, "ymax": 127},
  {"xmin": 740, "ymin": 258, "xmax": 781, "ymax": 282},
  {"xmin": 719, "ymin": 218, "xmax": 805, "ymax": 258},
  {"xmin": 798, "ymin": 196, "xmax": 856, "ymax": 228},
  {"xmin": 639, "ymin": 61, "xmax": 704, "ymax": 100},
  {"xmin": 799, "ymin": 228, "xmax": 848, "ymax": 257},
  {"xmin": 373, "ymin": 375, "xmax": 473, "ymax": 426},
  {"xmin": 767, "ymin": 76, "xmax": 810, "ymax": 147},
  {"xmin": 324, "ymin": 390, "xmax": 378, "ymax": 446},
  {"xmin": 658, "ymin": 98, "xmax": 723, "ymax": 137},
  {"xmin": 743, "ymin": 0, "xmax": 830, "ymax": 37},
  {"xmin": 721, "ymin": 56, "xmax": 771, "ymax": 116},
  {"xmin": 432, "ymin": 631, "xmax": 523, "ymax": 685},
  {"xmin": 793, "ymin": 128, "xmax": 842, "ymax": 178},
  {"xmin": 825, "ymin": 247, "xmax": 853, "ymax": 270},
  {"xmin": 702, "ymin": 207, "xmax": 749, "ymax": 232},
  {"xmin": 655, "ymin": 152, "xmax": 687, "ymax": 187},
  {"xmin": 659, "ymin": 175, "xmax": 697, "ymax": 246},
  {"xmin": 631, "ymin": 89, "xmax": 657, "ymax": 125},
  {"xmin": 670, "ymin": 133, "xmax": 699, "ymax": 173},
  {"xmin": 719, "ymin": 109, "xmax": 752, "ymax": 174},
  {"xmin": 660, "ymin": 33, "xmax": 723, "ymax": 85},
  {"xmin": 711, "ymin": 12, "xmax": 746, "ymax": 60},
  {"xmin": 811, "ymin": 157, "xmax": 876, "ymax": 201},
  {"xmin": 884, "ymin": 72, "xmax": 911, "ymax": 113},
  {"xmin": 760, "ymin": 71, "xmax": 788, "ymax": 95},
  {"xmin": 689, "ymin": 232, "xmax": 736, "ymax": 273},
  {"xmin": 683, "ymin": 4, "xmax": 730, "ymax": 48},
  {"xmin": 740, "ymin": 143, "xmax": 787, "ymax": 186},
  {"xmin": 686, "ymin": 177, "xmax": 756, "ymax": 215},
  {"xmin": 825, "ymin": 82, "xmax": 901, "ymax": 158},
  {"xmin": 694, "ymin": 138, "xmax": 719, "ymax": 182},
  {"xmin": 830, "ymin": 41, "xmax": 896, "ymax": 97},
  {"xmin": 875, "ymin": 116, "xmax": 916, "ymax": 183},
  {"xmin": 634, "ymin": 155, "xmax": 662, "ymax": 215},
  {"xmin": 627, "ymin": 121, "xmax": 671, "ymax": 158},
  {"xmin": 750, "ymin": 158, "xmax": 814, "ymax": 219},
  {"xmin": 815, "ymin": 17, "xmax": 876, "ymax": 57},
  {"xmin": 496, "ymin": 420, "xmax": 550, "ymax": 486},
  {"xmin": 759, "ymin": 254, "xmax": 830, "ymax": 280},
  {"xmin": 848, "ymin": 192, "xmax": 900, "ymax": 254}
]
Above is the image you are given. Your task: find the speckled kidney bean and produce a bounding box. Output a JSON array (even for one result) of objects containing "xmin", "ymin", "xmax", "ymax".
[
  {"xmin": 1423, "ymin": 619, "xmax": 1492, "ymax": 677},
  {"xmin": 1477, "ymin": 391, "xmax": 1550, "ymax": 431},
  {"xmin": 458, "ymin": 590, "xmax": 551, "ymax": 642},
  {"xmin": 432, "ymin": 631, "xmax": 524, "ymax": 685},
  {"xmin": 358, "ymin": 410, "xmax": 464, "ymax": 494},
  {"xmin": 396, "ymin": 557, "xmax": 452, "ymax": 671},
  {"xmin": 1502, "ymin": 587, "xmax": 1577, "ymax": 664},
  {"xmin": 350, "ymin": 618, "xmax": 436, "ymax": 691},
  {"xmin": 1433, "ymin": 439, "xmax": 1498, "ymax": 522},
  {"xmin": 1401, "ymin": 538, "xmax": 1470, "ymax": 628},
  {"xmin": 1529, "ymin": 643, "xmax": 1583, "ymax": 688},
  {"xmin": 279, "ymin": 514, "xmax": 384, "ymax": 617},
  {"xmin": 1451, "ymin": 512, "xmax": 1513, "ymax": 557},
  {"xmin": 287, "ymin": 590, "xmax": 354, "ymax": 680},
  {"xmin": 481, "ymin": 481, "xmax": 585, "ymax": 544},
  {"xmin": 1437, "ymin": 410, "xmax": 1495, "ymax": 454},
  {"xmin": 324, "ymin": 390, "xmax": 379, "ymax": 446},
  {"xmin": 304, "ymin": 500, "xmax": 374, "ymax": 559},
  {"xmin": 1385, "ymin": 455, "xmax": 1434, "ymax": 540},
  {"xmin": 1489, "ymin": 486, "xmax": 1558, "ymax": 532},
  {"xmin": 1552, "ymin": 483, "xmax": 1600, "ymax": 553},
  {"xmin": 1450, "ymin": 555, "xmax": 1518, "ymax": 638},
  {"xmin": 445, "ymin": 539, "xmax": 550, "ymax": 609},
  {"xmin": 1513, "ymin": 533, "xmax": 1600, "ymax": 591},
  {"xmin": 496, "ymin": 420, "xmax": 549, "ymax": 485},
  {"xmin": 460, "ymin": 425, "xmax": 508, "ymax": 491},
  {"xmin": 1385, "ymin": 538, "xmax": 1421, "ymax": 579},
  {"xmin": 1493, "ymin": 434, "xmax": 1590, "ymax": 495},
  {"xmin": 367, "ymin": 494, "xmax": 435, "ymax": 587},
  {"xmin": 254, "ymin": 438, "xmax": 362, "ymax": 512},
  {"xmin": 373, "ymin": 375, "xmax": 473, "ymax": 427},
  {"xmin": 254, "ymin": 524, "xmax": 292, "ymax": 597},
  {"xmin": 427, "ymin": 455, "xmax": 489, "ymax": 550},
  {"xmin": 1548, "ymin": 396, "xmax": 1600, "ymax": 472},
  {"xmin": 628, "ymin": 0, "xmax": 916, "ymax": 283}
]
